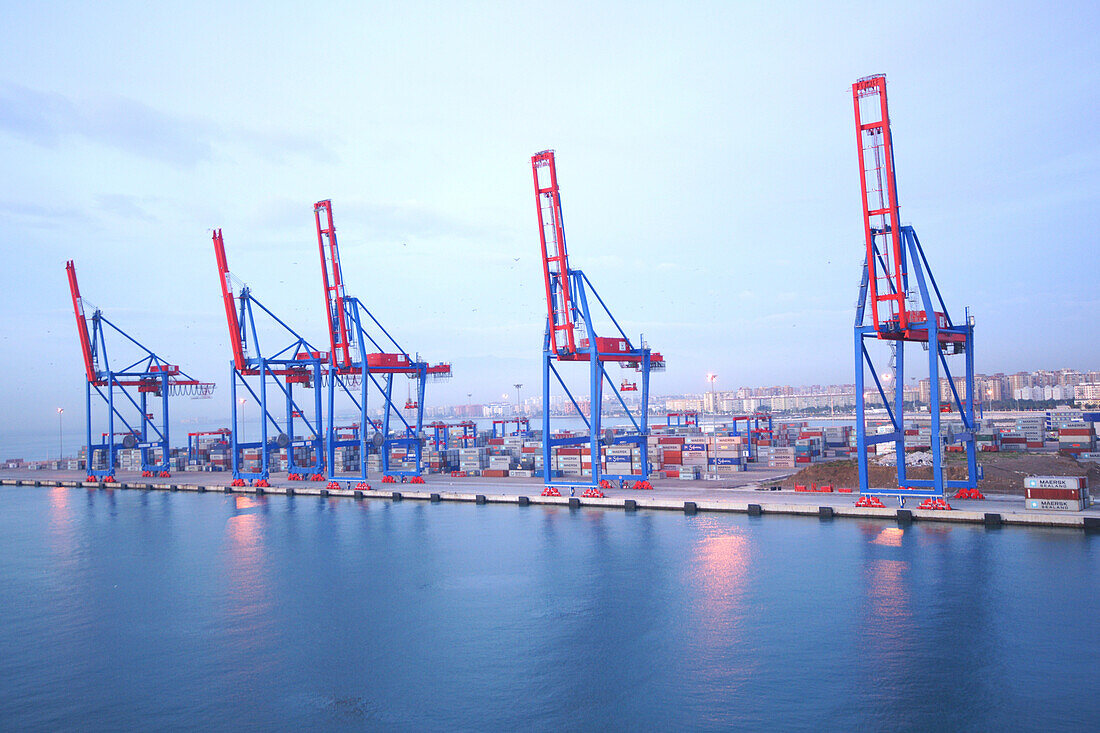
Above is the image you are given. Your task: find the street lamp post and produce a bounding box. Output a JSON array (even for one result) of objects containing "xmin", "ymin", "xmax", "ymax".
[
  {"xmin": 513, "ymin": 383, "xmax": 523, "ymax": 417},
  {"xmin": 57, "ymin": 407, "xmax": 64, "ymax": 461},
  {"xmin": 706, "ymin": 373, "xmax": 717, "ymax": 417}
]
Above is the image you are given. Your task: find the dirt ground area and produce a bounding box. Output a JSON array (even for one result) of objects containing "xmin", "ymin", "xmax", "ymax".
[{"xmin": 777, "ymin": 452, "xmax": 1100, "ymax": 495}]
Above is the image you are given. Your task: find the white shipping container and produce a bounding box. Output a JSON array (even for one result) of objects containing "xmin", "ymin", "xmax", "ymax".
[
  {"xmin": 1025, "ymin": 498, "xmax": 1086, "ymax": 512},
  {"xmin": 1024, "ymin": 476, "xmax": 1087, "ymax": 490}
]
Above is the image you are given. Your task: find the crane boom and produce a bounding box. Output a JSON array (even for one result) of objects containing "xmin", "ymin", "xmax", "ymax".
[
  {"xmin": 532, "ymin": 150, "xmax": 578, "ymax": 356},
  {"xmin": 212, "ymin": 229, "xmax": 248, "ymax": 371},
  {"xmin": 315, "ymin": 199, "xmax": 353, "ymax": 370},
  {"xmin": 65, "ymin": 260, "xmax": 98, "ymax": 383},
  {"xmin": 853, "ymin": 74, "xmax": 908, "ymax": 335}
]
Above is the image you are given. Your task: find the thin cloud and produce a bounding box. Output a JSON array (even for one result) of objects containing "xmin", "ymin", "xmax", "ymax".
[
  {"xmin": 0, "ymin": 82, "xmax": 335, "ymax": 167},
  {"xmin": 95, "ymin": 194, "xmax": 157, "ymax": 222},
  {"xmin": 0, "ymin": 199, "xmax": 93, "ymax": 228},
  {"xmin": 247, "ymin": 195, "xmax": 499, "ymax": 244},
  {"xmin": 343, "ymin": 199, "xmax": 497, "ymax": 242}
]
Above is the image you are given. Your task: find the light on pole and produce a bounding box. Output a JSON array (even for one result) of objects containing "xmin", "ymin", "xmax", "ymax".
[
  {"xmin": 706, "ymin": 373, "xmax": 717, "ymax": 415},
  {"xmin": 513, "ymin": 383, "xmax": 523, "ymax": 416},
  {"xmin": 57, "ymin": 407, "xmax": 64, "ymax": 460}
]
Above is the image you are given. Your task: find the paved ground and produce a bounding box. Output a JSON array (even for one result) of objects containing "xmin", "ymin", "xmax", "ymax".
[
  {"xmin": 4, "ymin": 468, "xmax": 1097, "ymax": 526},
  {"xmin": 0, "ymin": 466, "xmax": 797, "ymax": 491}
]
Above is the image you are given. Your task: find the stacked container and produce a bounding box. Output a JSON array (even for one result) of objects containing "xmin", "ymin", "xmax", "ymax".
[
  {"xmin": 1058, "ymin": 424, "xmax": 1096, "ymax": 457},
  {"xmin": 1024, "ymin": 475, "xmax": 1090, "ymax": 511}
]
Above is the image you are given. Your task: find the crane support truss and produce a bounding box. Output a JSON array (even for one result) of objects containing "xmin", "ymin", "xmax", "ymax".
[
  {"xmin": 532, "ymin": 151, "xmax": 664, "ymax": 488},
  {"xmin": 666, "ymin": 411, "xmax": 699, "ymax": 428},
  {"xmin": 66, "ymin": 261, "xmax": 214, "ymax": 479},
  {"xmin": 492, "ymin": 418, "xmax": 530, "ymax": 439},
  {"xmin": 314, "ymin": 200, "xmax": 452, "ymax": 481},
  {"xmin": 851, "ymin": 76, "xmax": 978, "ymax": 499},
  {"xmin": 213, "ymin": 231, "xmax": 326, "ymax": 482}
]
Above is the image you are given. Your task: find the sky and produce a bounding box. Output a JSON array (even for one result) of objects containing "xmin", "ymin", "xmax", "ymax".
[{"xmin": 1, "ymin": 1, "xmax": 1098, "ymax": 448}]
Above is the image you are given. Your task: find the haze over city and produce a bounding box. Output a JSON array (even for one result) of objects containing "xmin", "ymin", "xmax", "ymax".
[{"xmin": 1, "ymin": 1, "xmax": 1098, "ymax": 445}]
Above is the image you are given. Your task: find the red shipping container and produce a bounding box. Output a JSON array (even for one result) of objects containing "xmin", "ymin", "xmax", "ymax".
[
  {"xmin": 1025, "ymin": 487, "xmax": 1084, "ymax": 500},
  {"xmin": 658, "ymin": 436, "xmax": 686, "ymax": 445}
]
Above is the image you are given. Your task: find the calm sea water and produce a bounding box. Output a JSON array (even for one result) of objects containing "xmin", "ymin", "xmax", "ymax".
[{"xmin": 0, "ymin": 486, "xmax": 1096, "ymax": 731}]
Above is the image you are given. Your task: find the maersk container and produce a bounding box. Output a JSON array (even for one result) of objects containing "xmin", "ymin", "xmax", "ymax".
[
  {"xmin": 1024, "ymin": 476, "xmax": 1087, "ymax": 490},
  {"xmin": 1025, "ymin": 496, "xmax": 1088, "ymax": 512}
]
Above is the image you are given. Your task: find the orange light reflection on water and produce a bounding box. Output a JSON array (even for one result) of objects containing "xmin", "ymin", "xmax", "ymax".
[
  {"xmin": 691, "ymin": 525, "xmax": 754, "ymax": 674},
  {"xmin": 47, "ymin": 486, "xmax": 77, "ymax": 563},
  {"xmin": 697, "ymin": 533, "xmax": 751, "ymax": 596},
  {"xmin": 225, "ymin": 508, "xmax": 273, "ymax": 624},
  {"xmin": 865, "ymin": 558, "xmax": 911, "ymax": 625},
  {"xmin": 871, "ymin": 527, "xmax": 904, "ymax": 547}
]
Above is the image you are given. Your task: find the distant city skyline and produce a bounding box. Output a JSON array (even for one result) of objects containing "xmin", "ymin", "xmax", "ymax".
[{"xmin": 415, "ymin": 365, "xmax": 1100, "ymax": 416}]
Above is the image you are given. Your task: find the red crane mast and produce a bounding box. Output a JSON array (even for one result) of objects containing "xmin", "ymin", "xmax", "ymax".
[
  {"xmin": 212, "ymin": 230, "xmax": 247, "ymax": 371},
  {"xmin": 315, "ymin": 200, "xmax": 354, "ymax": 371},
  {"xmin": 532, "ymin": 150, "xmax": 578, "ymax": 356},
  {"xmin": 66, "ymin": 261, "xmax": 97, "ymax": 384},
  {"xmin": 853, "ymin": 74, "xmax": 908, "ymax": 335}
]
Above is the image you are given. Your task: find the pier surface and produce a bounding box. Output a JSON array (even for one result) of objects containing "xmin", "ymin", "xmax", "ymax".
[{"xmin": 2, "ymin": 469, "xmax": 1097, "ymax": 531}]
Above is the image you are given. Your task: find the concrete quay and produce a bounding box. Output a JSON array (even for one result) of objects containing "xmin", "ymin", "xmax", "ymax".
[{"xmin": 2, "ymin": 469, "xmax": 1098, "ymax": 531}]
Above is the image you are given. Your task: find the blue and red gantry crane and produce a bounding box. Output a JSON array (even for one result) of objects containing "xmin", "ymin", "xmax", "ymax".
[
  {"xmin": 851, "ymin": 75, "xmax": 978, "ymax": 501},
  {"xmin": 491, "ymin": 418, "xmax": 530, "ymax": 439},
  {"xmin": 213, "ymin": 229, "xmax": 327, "ymax": 487},
  {"xmin": 66, "ymin": 260, "xmax": 214, "ymax": 481},
  {"xmin": 425, "ymin": 420, "xmax": 477, "ymax": 451},
  {"xmin": 531, "ymin": 150, "xmax": 664, "ymax": 489},
  {"xmin": 314, "ymin": 200, "xmax": 451, "ymax": 483}
]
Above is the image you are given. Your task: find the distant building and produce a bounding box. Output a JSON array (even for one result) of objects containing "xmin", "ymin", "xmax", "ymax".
[
  {"xmin": 917, "ymin": 376, "xmax": 969, "ymax": 404},
  {"xmin": 1074, "ymin": 383, "xmax": 1100, "ymax": 408},
  {"xmin": 665, "ymin": 397, "xmax": 703, "ymax": 413}
]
